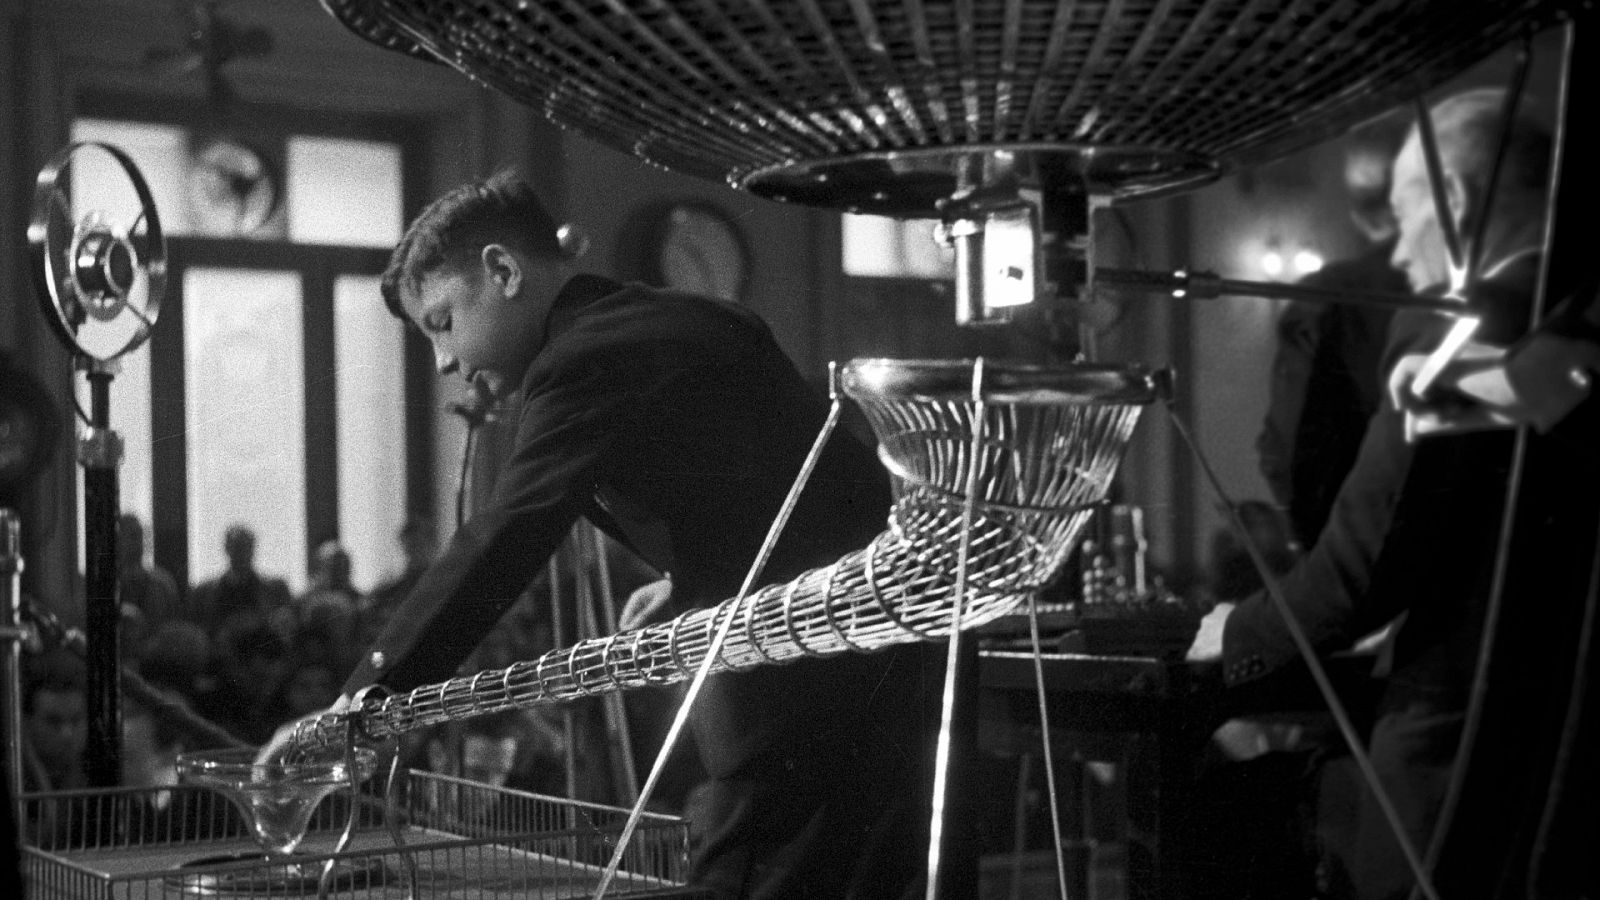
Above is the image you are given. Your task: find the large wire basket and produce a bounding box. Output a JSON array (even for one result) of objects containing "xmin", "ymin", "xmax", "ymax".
[{"xmin": 21, "ymin": 772, "xmax": 699, "ymax": 899}]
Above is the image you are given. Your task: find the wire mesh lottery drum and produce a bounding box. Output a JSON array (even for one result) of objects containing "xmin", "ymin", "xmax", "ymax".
[
  {"xmin": 319, "ymin": 0, "xmax": 1577, "ymax": 215},
  {"xmin": 289, "ymin": 360, "xmax": 1161, "ymax": 752}
]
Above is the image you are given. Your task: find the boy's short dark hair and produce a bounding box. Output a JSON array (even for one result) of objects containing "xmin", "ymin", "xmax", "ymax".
[{"xmin": 381, "ymin": 169, "xmax": 563, "ymax": 321}]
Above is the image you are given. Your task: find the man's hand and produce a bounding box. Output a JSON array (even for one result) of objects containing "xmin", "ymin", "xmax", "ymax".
[
  {"xmin": 255, "ymin": 693, "xmax": 353, "ymax": 764},
  {"xmin": 619, "ymin": 577, "xmax": 673, "ymax": 631},
  {"xmin": 1388, "ymin": 341, "xmax": 1513, "ymax": 440},
  {"xmin": 1388, "ymin": 334, "xmax": 1598, "ymax": 439},
  {"xmin": 1186, "ymin": 602, "xmax": 1235, "ymax": 663}
]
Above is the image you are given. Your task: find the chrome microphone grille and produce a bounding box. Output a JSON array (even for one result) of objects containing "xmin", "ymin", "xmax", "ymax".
[{"xmin": 320, "ymin": 0, "xmax": 1571, "ymax": 212}]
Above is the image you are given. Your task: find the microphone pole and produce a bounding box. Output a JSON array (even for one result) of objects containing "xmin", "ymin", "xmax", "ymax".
[{"xmin": 448, "ymin": 383, "xmax": 497, "ymax": 529}]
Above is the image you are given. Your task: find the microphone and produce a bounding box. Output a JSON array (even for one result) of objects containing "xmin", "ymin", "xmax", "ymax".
[{"xmin": 449, "ymin": 381, "xmax": 499, "ymax": 428}]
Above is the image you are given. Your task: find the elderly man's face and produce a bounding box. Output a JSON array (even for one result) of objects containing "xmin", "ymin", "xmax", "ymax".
[{"xmin": 1388, "ymin": 141, "xmax": 1454, "ymax": 294}]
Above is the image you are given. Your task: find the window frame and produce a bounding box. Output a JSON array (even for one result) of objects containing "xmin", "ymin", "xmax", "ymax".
[{"xmin": 73, "ymin": 93, "xmax": 435, "ymax": 589}]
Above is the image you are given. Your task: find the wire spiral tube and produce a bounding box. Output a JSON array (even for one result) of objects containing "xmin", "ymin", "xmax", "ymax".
[{"xmin": 289, "ymin": 360, "xmax": 1156, "ymax": 756}]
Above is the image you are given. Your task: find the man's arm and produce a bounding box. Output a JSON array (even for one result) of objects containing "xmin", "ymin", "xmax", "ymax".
[
  {"xmin": 339, "ymin": 350, "xmax": 653, "ymax": 697},
  {"xmin": 1189, "ymin": 398, "xmax": 1416, "ymax": 684},
  {"xmin": 1390, "ymin": 288, "xmax": 1600, "ymax": 437}
]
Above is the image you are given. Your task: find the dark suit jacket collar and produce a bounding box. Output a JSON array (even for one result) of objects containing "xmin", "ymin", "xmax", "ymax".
[
  {"xmin": 545, "ymin": 273, "xmax": 626, "ymax": 341},
  {"xmin": 516, "ymin": 273, "xmax": 633, "ymax": 401}
]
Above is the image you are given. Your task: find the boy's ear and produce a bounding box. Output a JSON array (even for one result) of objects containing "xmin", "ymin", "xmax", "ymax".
[{"xmin": 480, "ymin": 244, "xmax": 524, "ymax": 299}]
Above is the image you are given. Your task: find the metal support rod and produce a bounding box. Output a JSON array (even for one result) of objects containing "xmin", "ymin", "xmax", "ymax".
[
  {"xmin": 1163, "ymin": 400, "xmax": 1441, "ymax": 900},
  {"xmin": 584, "ymin": 524, "xmax": 639, "ymax": 805},
  {"xmin": 1465, "ymin": 40, "xmax": 1533, "ymax": 282},
  {"xmin": 926, "ymin": 357, "xmax": 987, "ymax": 900},
  {"xmin": 2, "ymin": 510, "xmax": 25, "ymax": 829},
  {"xmin": 592, "ymin": 363, "xmax": 848, "ymax": 899},
  {"xmin": 1093, "ymin": 266, "xmax": 1467, "ymax": 314},
  {"xmin": 1413, "ymin": 97, "xmax": 1467, "ymax": 285},
  {"xmin": 1025, "ymin": 591, "xmax": 1072, "ymax": 900},
  {"xmin": 81, "ymin": 367, "xmax": 121, "ymax": 788}
]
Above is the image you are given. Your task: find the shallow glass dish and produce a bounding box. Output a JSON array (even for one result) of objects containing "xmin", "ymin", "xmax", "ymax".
[{"xmin": 176, "ymin": 746, "xmax": 378, "ymax": 857}]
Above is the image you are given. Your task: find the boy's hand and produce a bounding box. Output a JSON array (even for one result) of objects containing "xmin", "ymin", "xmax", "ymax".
[
  {"xmin": 620, "ymin": 577, "xmax": 673, "ymax": 631},
  {"xmin": 255, "ymin": 693, "xmax": 353, "ymax": 764}
]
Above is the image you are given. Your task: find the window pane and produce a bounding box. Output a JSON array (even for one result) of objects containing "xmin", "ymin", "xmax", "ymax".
[
  {"xmin": 184, "ymin": 269, "xmax": 308, "ymax": 594},
  {"xmin": 334, "ymin": 275, "xmax": 406, "ymax": 592},
  {"xmin": 71, "ymin": 119, "xmax": 193, "ymax": 237},
  {"xmin": 286, "ymin": 137, "xmax": 402, "ymax": 248},
  {"xmin": 841, "ymin": 214, "xmax": 954, "ymax": 278}
]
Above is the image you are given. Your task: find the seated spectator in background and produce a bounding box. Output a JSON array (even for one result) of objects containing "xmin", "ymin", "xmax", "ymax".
[
  {"xmin": 1206, "ymin": 500, "xmax": 1301, "ymax": 607},
  {"xmin": 290, "ymin": 604, "xmax": 361, "ymax": 680},
  {"xmin": 118, "ymin": 603, "xmax": 151, "ymax": 672},
  {"xmin": 121, "ymin": 699, "xmax": 185, "ymax": 796},
  {"xmin": 293, "ymin": 540, "xmax": 361, "ymax": 664},
  {"xmin": 268, "ymin": 659, "xmax": 343, "ymax": 725},
  {"xmin": 21, "ymin": 650, "xmax": 89, "ymax": 793},
  {"xmin": 137, "ymin": 620, "xmax": 217, "ymax": 705},
  {"xmin": 199, "ymin": 613, "xmax": 291, "ymax": 746},
  {"xmin": 120, "ymin": 698, "xmax": 241, "ymax": 844},
  {"xmin": 190, "ymin": 524, "xmax": 293, "ymax": 633},
  {"xmin": 1257, "ymin": 114, "xmax": 1411, "ymax": 549},
  {"xmin": 116, "ymin": 513, "xmax": 186, "ymax": 628},
  {"xmin": 425, "ymin": 712, "xmax": 530, "ymax": 789},
  {"xmin": 359, "ymin": 516, "xmax": 439, "ymax": 645}
]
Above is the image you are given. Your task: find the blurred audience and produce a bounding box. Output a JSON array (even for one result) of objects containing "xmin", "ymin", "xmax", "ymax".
[
  {"xmin": 121, "ymin": 699, "xmax": 186, "ymax": 795},
  {"xmin": 198, "ymin": 612, "xmax": 290, "ymax": 746},
  {"xmin": 269, "ymin": 660, "xmax": 343, "ymax": 723},
  {"xmin": 1258, "ymin": 114, "xmax": 1411, "ymax": 548},
  {"xmin": 292, "ymin": 539, "xmax": 361, "ymax": 669},
  {"xmin": 116, "ymin": 513, "xmax": 187, "ymax": 628},
  {"xmin": 360, "ymin": 516, "xmax": 439, "ymax": 645},
  {"xmin": 189, "ymin": 524, "xmax": 293, "ymax": 634},
  {"xmin": 137, "ymin": 620, "xmax": 217, "ymax": 703},
  {"xmin": 21, "ymin": 649, "xmax": 89, "ymax": 793}
]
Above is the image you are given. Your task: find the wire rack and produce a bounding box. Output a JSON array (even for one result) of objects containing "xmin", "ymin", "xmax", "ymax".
[
  {"xmin": 290, "ymin": 360, "xmax": 1158, "ymax": 754},
  {"xmin": 21, "ymin": 772, "xmax": 699, "ymax": 899},
  {"xmin": 318, "ymin": 0, "xmax": 1575, "ymax": 208}
]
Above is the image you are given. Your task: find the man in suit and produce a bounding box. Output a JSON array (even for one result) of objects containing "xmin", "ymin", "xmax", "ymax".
[
  {"xmin": 1187, "ymin": 87, "xmax": 1581, "ymax": 899},
  {"xmin": 267, "ymin": 169, "xmax": 947, "ymax": 899}
]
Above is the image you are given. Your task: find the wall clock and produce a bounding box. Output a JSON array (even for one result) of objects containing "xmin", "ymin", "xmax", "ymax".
[
  {"xmin": 644, "ymin": 202, "xmax": 751, "ymax": 302},
  {"xmin": 186, "ymin": 136, "xmax": 282, "ymax": 237}
]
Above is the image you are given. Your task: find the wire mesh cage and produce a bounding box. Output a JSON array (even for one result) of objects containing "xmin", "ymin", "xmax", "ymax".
[
  {"xmin": 318, "ymin": 0, "xmax": 1577, "ymax": 210},
  {"xmin": 21, "ymin": 771, "xmax": 699, "ymax": 899}
]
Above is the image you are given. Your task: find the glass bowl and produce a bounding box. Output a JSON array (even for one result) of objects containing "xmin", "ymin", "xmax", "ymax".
[{"xmin": 176, "ymin": 746, "xmax": 378, "ymax": 857}]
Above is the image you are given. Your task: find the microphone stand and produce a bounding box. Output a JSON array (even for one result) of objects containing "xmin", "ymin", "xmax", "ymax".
[
  {"xmin": 436, "ymin": 386, "xmax": 496, "ymax": 779},
  {"xmin": 80, "ymin": 359, "xmax": 124, "ymax": 787},
  {"xmin": 449, "ymin": 386, "xmax": 496, "ymax": 530},
  {"xmin": 2, "ymin": 510, "xmax": 27, "ymax": 828}
]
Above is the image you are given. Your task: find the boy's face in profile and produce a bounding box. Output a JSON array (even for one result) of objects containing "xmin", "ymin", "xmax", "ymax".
[{"xmin": 404, "ymin": 245, "xmax": 549, "ymax": 399}]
